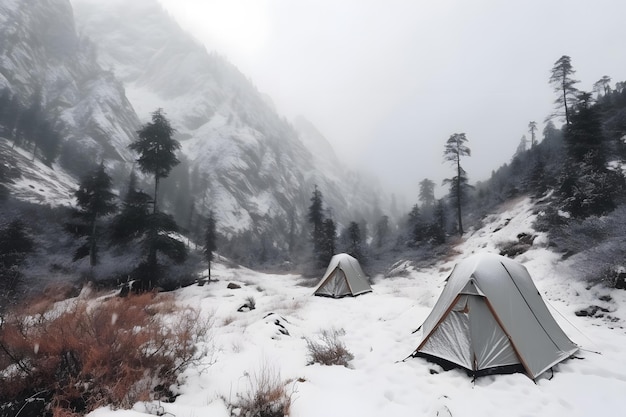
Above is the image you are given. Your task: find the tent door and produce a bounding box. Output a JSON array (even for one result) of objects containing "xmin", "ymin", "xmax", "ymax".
[{"xmin": 419, "ymin": 295, "xmax": 521, "ymax": 372}]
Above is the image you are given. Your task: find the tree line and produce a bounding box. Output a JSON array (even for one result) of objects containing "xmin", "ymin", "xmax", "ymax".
[
  {"xmin": 67, "ymin": 109, "xmax": 218, "ymax": 291},
  {"xmin": 3, "ymin": 54, "xmax": 626, "ymax": 291},
  {"xmin": 325, "ymin": 54, "xmax": 626, "ymax": 277},
  {"xmin": 0, "ymin": 109, "xmax": 218, "ymax": 300}
]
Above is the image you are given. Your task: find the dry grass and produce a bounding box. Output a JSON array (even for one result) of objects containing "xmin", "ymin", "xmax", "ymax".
[
  {"xmin": 230, "ymin": 361, "xmax": 293, "ymax": 417},
  {"xmin": 305, "ymin": 328, "xmax": 354, "ymax": 367},
  {"xmin": 16, "ymin": 282, "xmax": 80, "ymax": 316},
  {"xmin": 0, "ymin": 291, "xmax": 212, "ymax": 415}
]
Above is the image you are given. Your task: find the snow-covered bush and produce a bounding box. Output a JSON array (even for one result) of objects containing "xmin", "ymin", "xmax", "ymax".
[{"xmin": 305, "ymin": 328, "xmax": 354, "ymax": 367}]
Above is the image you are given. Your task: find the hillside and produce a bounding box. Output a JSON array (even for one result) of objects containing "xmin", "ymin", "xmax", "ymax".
[
  {"xmin": 1, "ymin": 5, "xmax": 626, "ymax": 411},
  {"xmin": 0, "ymin": 138, "xmax": 75, "ymax": 206},
  {"xmin": 71, "ymin": 0, "xmax": 384, "ymax": 244},
  {"xmin": 0, "ymin": 0, "xmax": 385, "ymax": 270},
  {"xmin": 5, "ymin": 196, "xmax": 625, "ymax": 417},
  {"xmin": 0, "ymin": 0, "xmax": 139, "ymax": 179},
  {"xmin": 120, "ymin": 197, "xmax": 626, "ymax": 417}
]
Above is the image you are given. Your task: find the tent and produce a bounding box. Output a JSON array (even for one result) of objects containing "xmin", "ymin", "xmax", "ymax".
[
  {"xmin": 314, "ymin": 253, "xmax": 372, "ymax": 298},
  {"xmin": 412, "ymin": 253, "xmax": 578, "ymax": 379}
]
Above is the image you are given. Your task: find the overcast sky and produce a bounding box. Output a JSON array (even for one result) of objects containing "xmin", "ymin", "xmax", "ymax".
[{"xmin": 157, "ymin": 0, "xmax": 626, "ymax": 203}]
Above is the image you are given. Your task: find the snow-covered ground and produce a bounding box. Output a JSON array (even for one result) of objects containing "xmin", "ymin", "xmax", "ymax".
[
  {"xmin": 1, "ymin": 138, "xmax": 77, "ymax": 206},
  {"xmin": 89, "ymin": 197, "xmax": 626, "ymax": 417}
]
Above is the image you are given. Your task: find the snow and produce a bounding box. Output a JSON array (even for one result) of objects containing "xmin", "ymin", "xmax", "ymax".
[
  {"xmin": 1, "ymin": 138, "xmax": 77, "ymax": 206},
  {"xmin": 84, "ymin": 198, "xmax": 626, "ymax": 417}
]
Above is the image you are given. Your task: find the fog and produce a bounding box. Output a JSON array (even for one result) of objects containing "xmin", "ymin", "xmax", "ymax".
[{"xmin": 157, "ymin": 0, "xmax": 626, "ymax": 202}]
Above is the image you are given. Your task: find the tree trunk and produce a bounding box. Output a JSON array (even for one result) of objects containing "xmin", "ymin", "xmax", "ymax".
[
  {"xmin": 145, "ymin": 174, "xmax": 160, "ymax": 290},
  {"xmin": 456, "ymin": 156, "xmax": 463, "ymax": 236},
  {"xmin": 153, "ymin": 176, "xmax": 159, "ymax": 214},
  {"xmin": 89, "ymin": 217, "xmax": 97, "ymax": 267},
  {"xmin": 562, "ymin": 82, "xmax": 570, "ymax": 126}
]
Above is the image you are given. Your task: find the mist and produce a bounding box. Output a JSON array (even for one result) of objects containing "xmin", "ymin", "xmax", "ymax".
[{"xmin": 157, "ymin": 0, "xmax": 626, "ymax": 203}]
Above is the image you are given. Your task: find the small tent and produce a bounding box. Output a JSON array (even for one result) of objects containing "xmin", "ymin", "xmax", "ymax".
[
  {"xmin": 314, "ymin": 253, "xmax": 372, "ymax": 298},
  {"xmin": 412, "ymin": 253, "xmax": 577, "ymax": 379}
]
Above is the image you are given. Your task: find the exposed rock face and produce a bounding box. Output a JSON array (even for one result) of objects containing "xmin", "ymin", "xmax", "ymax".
[
  {"xmin": 72, "ymin": 0, "xmax": 384, "ymax": 246},
  {"xmin": 0, "ymin": 0, "xmax": 139, "ymax": 179},
  {"xmin": 0, "ymin": 0, "xmax": 384, "ymax": 262}
]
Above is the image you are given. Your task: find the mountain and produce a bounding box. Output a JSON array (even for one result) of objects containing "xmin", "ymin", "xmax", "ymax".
[
  {"xmin": 0, "ymin": 0, "xmax": 385, "ymax": 265},
  {"xmin": 70, "ymin": 0, "xmax": 385, "ymax": 254},
  {"xmin": 0, "ymin": 0, "xmax": 139, "ymax": 179}
]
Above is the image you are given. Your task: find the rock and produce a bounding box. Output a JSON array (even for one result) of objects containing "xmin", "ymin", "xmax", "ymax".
[{"xmin": 575, "ymin": 305, "xmax": 610, "ymax": 317}]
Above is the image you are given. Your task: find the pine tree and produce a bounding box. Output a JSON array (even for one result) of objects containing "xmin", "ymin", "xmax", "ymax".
[
  {"xmin": 443, "ymin": 133, "xmax": 471, "ymax": 236},
  {"xmin": 307, "ymin": 185, "xmax": 325, "ymax": 262},
  {"xmin": 526, "ymin": 156, "xmax": 548, "ymax": 198},
  {"xmin": 36, "ymin": 119, "xmax": 62, "ymax": 165},
  {"xmin": 320, "ymin": 218, "xmax": 336, "ymax": 267},
  {"xmin": 346, "ymin": 222, "xmax": 362, "ymax": 260},
  {"xmin": 419, "ymin": 178, "xmax": 436, "ymax": 220},
  {"xmin": 566, "ymin": 92, "xmax": 605, "ymax": 168},
  {"xmin": 514, "ymin": 135, "xmax": 528, "ymax": 158},
  {"xmin": 0, "ymin": 219, "xmax": 34, "ymax": 293},
  {"xmin": 0, "ymin": 92, "xmax": 22, "ymax": 145},
  {"xmin": 528, "ymin": 121, "xmax": 538, "ymax": 147},
  {"xmin": 128, "ymin": 109, "xmax": 185, "ymax": 287},
  {"xmin": 557, "ymin": 154, "xmax": 624, "ymax": 218},
  {"xmin": 67, "ymin": 163, "xmax": 116, "ymax": 267},
  {"xmin": 203, "ymin": 211, "xmax": 217, "ymax": 282},
  {"xmin": 374, "ymin": 215, "xmax": 390, "ymax": 248},
  {"xmin": 111, "ymin": 171, "xmax": 151, "ymax": 243},
  {"xmin": 129, "ymin": 108, "xmax": 181, "ymax": 214},
  {"xmin": 428, "ymin": 199, "xmax": 447, "ymax": 245},
  {"xmin": 549, "ymin": 55, "xmax": 579, "ymax": 126},
  {"xmin": 593, "ymin": 75, "xmax": 612, "ymax": 98},
  {"xmin": 407, "ymin": 204, "xmax": 426, "ymax": 246}
]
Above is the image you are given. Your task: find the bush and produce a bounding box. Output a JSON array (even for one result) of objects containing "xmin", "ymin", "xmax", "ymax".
[
  {"xmin": 305, "ymin": 328, "xmax": 353, "ymax": 367},
  {"xmin": 0, "ymin": 292, "xmax": 211, "ymax": 415},
  {"xmin": 229, "ymin": 362, "xmax": 292, "ymax": 417}
]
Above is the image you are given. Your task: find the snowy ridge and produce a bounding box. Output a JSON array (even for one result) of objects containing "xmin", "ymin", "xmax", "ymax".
[
  {"xmin": 89, "ymin": 197, "xmax": 626, "ymax": 417},
  {"xmin": 72, "ymin": 0, "xmax": 384, "ymax": 238},
  {"xmin": 0, "ymin": 0, "xmax": 139, "ymax": 173},
  {"xmin": 1, "ymin": 0, "xmax": 384, "ymax": 244}
]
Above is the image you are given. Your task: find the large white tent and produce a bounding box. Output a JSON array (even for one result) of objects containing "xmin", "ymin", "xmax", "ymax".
[
  {"xmin": 314, "ymin": 253, "xmax": 372, "ymax": 298},
  {"xmin": 412, "ymin": 253, "xmax": 578, "ymax": 379}
]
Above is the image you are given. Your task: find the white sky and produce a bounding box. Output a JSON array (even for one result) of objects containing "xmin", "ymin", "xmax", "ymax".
[{"xmin": 157, "ymin": 0, "xmax": 626, "ymax": 202}]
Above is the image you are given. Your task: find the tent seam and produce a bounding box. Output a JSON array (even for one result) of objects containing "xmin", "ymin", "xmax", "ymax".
[{"xmin": 500, "ymin": 261, "xmax": 563, "ymax": 352}]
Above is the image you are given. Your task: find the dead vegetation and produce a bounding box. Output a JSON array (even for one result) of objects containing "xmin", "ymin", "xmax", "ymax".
[
  {"xmin": 0, "ymin": 291, "xmax": 212, "ymax": 416},
  {"xmin": 228, "ymin": 362, "xmax": 294, "ymax": 417},
  {"xmin": 305, "ymin": 328, "xmax": 354, "ymax": 367}
]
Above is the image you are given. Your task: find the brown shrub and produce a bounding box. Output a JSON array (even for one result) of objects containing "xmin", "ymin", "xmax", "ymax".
[
  {"xmin": 230, "ymin": 362, "xmax": 292, "ymax": 417},
  {"xmin": 0, "ymin": 292, "xmax": 211, "ymax": 415},
  {"xmin": 305, "ymin": 328, "xmax": 354, "ymax": 367}
]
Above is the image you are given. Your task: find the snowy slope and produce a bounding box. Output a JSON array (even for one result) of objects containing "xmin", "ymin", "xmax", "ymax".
[
  {"xmin": 72, "ymin": 0, "xmax": 385, "ymax": 239},
  {"xmin": 0, "ymin": 137, "xmax": 77, "ymax": 206},
  {"xmin": 88, "ymin": 196, "xmax": 626, "ymax": 417},
  {"xmin": 0, "ymin": 0, "xmax": 139, "ymax": 175}
]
